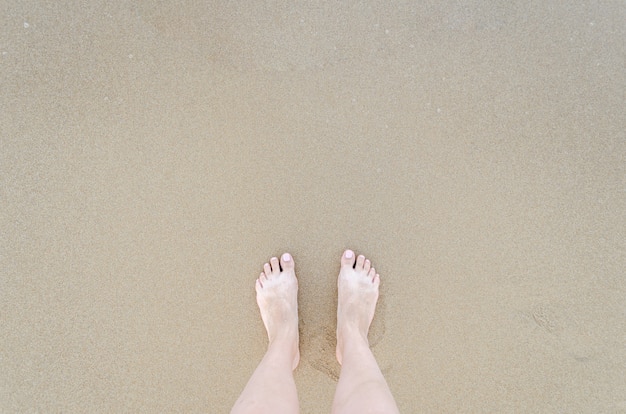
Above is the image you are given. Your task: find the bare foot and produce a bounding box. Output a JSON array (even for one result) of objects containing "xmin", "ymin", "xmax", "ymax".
[
  {"xmin": 255, "ymin": 253, "xmax": 300, "ymax": 370},
  {"xmin": 336, "ymin": 249, "xmax": 380, "ymax": 365}
]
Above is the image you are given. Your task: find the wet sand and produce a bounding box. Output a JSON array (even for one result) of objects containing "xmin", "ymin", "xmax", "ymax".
[{"xmin": 1, "ymin": 1, "xmax": 625, "ymax": 412}]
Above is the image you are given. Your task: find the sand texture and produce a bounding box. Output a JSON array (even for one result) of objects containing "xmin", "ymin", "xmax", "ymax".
[{"xmin": 2, "ymin": 1, "xmax": 625, "ymax": 412}]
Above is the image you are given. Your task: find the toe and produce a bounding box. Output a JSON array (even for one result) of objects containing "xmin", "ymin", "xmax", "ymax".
[
  {"xmin": 256, "ymin": 278, "xmax": 263, "ymax": 290},
  {"xmin": 263, "ymin": 263, "xmax": 272, "ymax": 277},
  {"xmin": 341, "ymin": 249, "xmax": 356, "ymax": 268},
  {"xmin": 368, "ymin": 267, "xmax": 376, "ymax": 279},
  {"xmin": 364, "ymin": 259, "xmax": 371, "ymax": 273},
  {"xmin": 280, "ymin": 252, "xmax": 294, "ymax": 271},
  {"xmin": 373, "ymin": 274, "xmax": 380, "ymax": 286},
  {"xmin": 356, "ymin": 255, "xmax": 365, "ymax": 270},
  {"xmin": 270, "ymin": 257, "xmax": 280, "ymax": 273}
]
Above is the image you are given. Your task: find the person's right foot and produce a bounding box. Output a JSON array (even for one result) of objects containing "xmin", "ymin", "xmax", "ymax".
[{"xmin": 336, "ymin": 249, "xmax": 380, "ymax": 365}]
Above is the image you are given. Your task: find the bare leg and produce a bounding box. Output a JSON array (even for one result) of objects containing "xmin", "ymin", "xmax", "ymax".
[
  {"xmin": 331, "ymin": 250, "xmax": 399, "ymax": 414},
  {"xmin": 231, "ymin": 253, "xmax": 300, "ymax": 414}
]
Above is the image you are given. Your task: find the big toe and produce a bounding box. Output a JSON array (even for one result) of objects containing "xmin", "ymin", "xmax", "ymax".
[
  {"xmin": 280, "ymin": 252, "xmax": 295, "ymax": 271},
  {"xmin": 341, "ymin": 249, "xmax": 356, "ymax": 268}
]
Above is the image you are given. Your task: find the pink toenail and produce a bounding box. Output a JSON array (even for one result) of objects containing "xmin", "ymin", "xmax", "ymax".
[
  {"xmin": 345, "ymin": 250, "xmax": 353, "ymax": 259},
  {"xmin": 282, "ymin": 253, "xmax": 291, "ymax": 261}
]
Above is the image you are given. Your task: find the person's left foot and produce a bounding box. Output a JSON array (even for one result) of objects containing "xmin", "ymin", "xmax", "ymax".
[{"xmin": 255, "ymin": 253, "xmax": 300, "ymax": 370}]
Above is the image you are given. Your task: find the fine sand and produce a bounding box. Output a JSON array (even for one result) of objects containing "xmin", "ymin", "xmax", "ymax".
[{"xmin": 1, "ymin": 1, "xmax": 625, "ymax": 412}]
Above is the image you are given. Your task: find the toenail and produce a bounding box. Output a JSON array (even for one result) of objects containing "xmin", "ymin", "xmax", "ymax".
[
  {"xmin": 282, "ymin": 253, "xmax": 291, "ymax": 261},
  {"xmin": 345, "ymin": 250, "xmax": 353, "ymax": 259}
]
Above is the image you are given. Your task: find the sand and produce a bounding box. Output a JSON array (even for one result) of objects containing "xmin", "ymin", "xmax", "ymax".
[{"xmin": 1, "ymin": 1, "xmax": 625, "ymax": 412}]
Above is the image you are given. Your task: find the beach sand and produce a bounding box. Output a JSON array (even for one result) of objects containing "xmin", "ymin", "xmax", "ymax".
[{"xmin": 1, "ymin": 1, "xmax": 625, "ymax": 412}]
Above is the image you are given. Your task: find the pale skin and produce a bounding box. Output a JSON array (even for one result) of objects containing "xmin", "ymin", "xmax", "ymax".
[{"xmin": 231, "ymin": 250, "xmax": 399, "ymax": 414}]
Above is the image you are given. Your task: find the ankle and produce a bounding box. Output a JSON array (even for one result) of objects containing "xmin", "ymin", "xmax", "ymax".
[
  {"xmin": 269, "ymin": 331, "xmax": 298, "ymax": 351},
  {"xmin": 267, "ymin": 335, "xmax": 300, "ymax": 370},
  {"xmin": 337, "ymin": 325, "xmax": 369, "ymax": 352}
]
